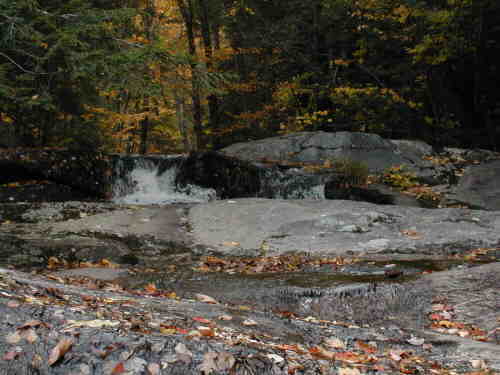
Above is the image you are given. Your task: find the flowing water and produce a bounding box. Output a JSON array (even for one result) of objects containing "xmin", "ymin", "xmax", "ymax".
[
  {"xmin": 111, "ymin": 155, "xmax": 326, "ymax": 205},
  {"xmin": 111, "ymin": 156, "xmax": 216, "ymax": 205}
]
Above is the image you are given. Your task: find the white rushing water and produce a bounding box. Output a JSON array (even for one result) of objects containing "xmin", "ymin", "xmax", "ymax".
[
  {"xmin": 111, "ymin": 156, "xmax": 325, "ymax": 205},
  {"xmin": 112, "ymin": 164, "xmax": 216, "ymax": 205}
]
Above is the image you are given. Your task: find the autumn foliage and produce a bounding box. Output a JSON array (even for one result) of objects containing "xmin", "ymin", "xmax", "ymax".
[{"xmin": 1, "ymin": 0, "xmax": 499, "ymax": 152}]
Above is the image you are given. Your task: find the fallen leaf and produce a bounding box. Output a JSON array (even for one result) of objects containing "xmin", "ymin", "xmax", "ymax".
[
  {"xmin": 198, "ymin": 326, "xmax": 216, "ymax": 337},
  {"xmin": 218, "ymin": 314, "xmax": 233, "ymax": 321},
  {"xmin": 235, "ymin": 305, "xmax": 251, "ymax": 311},
  {"xmin": 147, "ymin": 363, "xmax": 160, "ymax": 375},
  {"xmin": 400, "ymin": 229, "xmax": 422, "ymax": 239},
  {"xmin": 98, "ymin": 259, "xmax": 118, "ymax": 268},
  {"xmin": 335, "ymin": 351, "xmax": 365, "ymax": 363},
  {"xmin": 159, "ymin": 327, "xmax": 177, "ymax": 335},
  {"xmin": 192, "ymin": 317, "xmax": 212, "ymax": 324},
  {"xmin": 407, "ymin": 336, "xmax": 424, "ymax": 346},
  {"xmin": 65, "ymin": 319, "xmax": 120, "ymax": 329},
  {"xmin": 242, "ymin": 319, "xmax": 257, "ymax": 326},
  {"xmin": 355, "ymin": 340, "xmax": 377, "ymax": 353},
  {"xmin": 48, "ymin": 337, "xmax": 74, "ymax": 366},
  {"xmin": 222, "ymin": 241, "xmax": 240, "ymax": 247},
  {"xmin": 309, "ymin": 346, "xmax": 335, "ymax": 360},
  {"xmin": 195, "ymin": 293, "xmax": 218, "ymax": 304},
  {"xmin": 111, "ymin": 362, "xmax": 126, "ymax": 374},
  {"xmin": 338, "ymin": 367, "xmax": 361, "ymax": 375},
  {"xmin": 267, "ymin": 353, "xmax": 284, "ymax": 363},
  {"xmin": 144, "ymin": 283, "xmax": 157, "ymax": 294},
  {"xmin": 470, "ymin": 359, "xmax": 487, "ymax": 369},
  {"xmin": 324, "ymin": 337, "xmax": 346, "ymax": 349},
  {"xmin": 7, "ymin": 301, "xmax": 20, "ymax": 308}
]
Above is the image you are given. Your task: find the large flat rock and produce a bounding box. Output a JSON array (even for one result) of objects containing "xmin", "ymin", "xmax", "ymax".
[
  {"xmin": 188, "ymin": 198, "xmax": 500, "ymax": 256},
  {"xmin": 221, "ymin": 131, "xmax": 433, "ymax": 173}
]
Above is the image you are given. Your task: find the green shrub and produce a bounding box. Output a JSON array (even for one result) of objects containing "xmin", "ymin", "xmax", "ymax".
[{"xmin": 331, "ymin": 157, "xmax": 370, "ymax": 187}]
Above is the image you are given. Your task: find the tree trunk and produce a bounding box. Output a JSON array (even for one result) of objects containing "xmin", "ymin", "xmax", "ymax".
[
  {"xmin": 174, "ymin": 90, "xmax": 191, "ymax": 152},
  {"xmin": 198, "ymin": 0, "xmax": 220, "ymax": 148},
  {"xmin": 177, "ymin": 0, "xmax": 203, "ymax": 151}
]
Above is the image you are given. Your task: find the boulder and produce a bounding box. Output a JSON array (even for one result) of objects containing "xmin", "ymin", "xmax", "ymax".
[
  {"xmin": 222, "ymin": 131, "xmax": 445, "ymax": 184},
  {"xmin": 450, "ymin": 159, "xmax": 500, "ymax": 210},
  {"xmin": 222, "ymin": 132, "xmax": 413, "ymax": 172}
]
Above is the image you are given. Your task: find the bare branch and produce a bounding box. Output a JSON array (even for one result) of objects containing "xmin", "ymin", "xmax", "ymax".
[{"xmin": 0, "ymin": 52, "xmax": 49, "ymax": 75}]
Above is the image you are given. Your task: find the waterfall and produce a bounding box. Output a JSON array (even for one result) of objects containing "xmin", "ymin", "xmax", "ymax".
[
  {"xmin": 111, "ymin": 155, "xmax": 216, "ymax": 205},
  {"xmin": 110, "ymin": 154, "xmax": 326, "ymax": 205}
]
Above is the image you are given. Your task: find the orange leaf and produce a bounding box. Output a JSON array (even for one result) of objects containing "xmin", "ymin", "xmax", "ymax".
[
  {"xmin": 192, "ymin": 317, "xmax": 212, "ymax": 324},
  {"xmin": 111, "ymin": 362, "xmax": 126, "ymax": 374},
  {"xmin": 335, "ymin": 351, "xmax": 365, "ymax": 363},
  {"xmin": 198, "ymin": 327, "xmax": 215, "ymax": 337},
  {"xmin": 437, "ymin": 320, "xmax": 455, "ymax": 328},
  {"xmin": 429, "ymin": 313, "xmax": 443, "ymax": 321},
  {"xmin": 144, "ymin": 283, "xmax": 157, "ymax": 294},
  {"xmin": 308, "ymin": 346, "xmax": 335, "ymax": 360},
  {"xmin": 355, "ymin": 340, "xmax": 377, "ymax": 354}
]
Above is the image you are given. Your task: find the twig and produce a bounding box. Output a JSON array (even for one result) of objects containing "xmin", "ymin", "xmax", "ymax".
[{"xmin": 0, "ymin": 52, "xmax": 49, "ymax": 75}]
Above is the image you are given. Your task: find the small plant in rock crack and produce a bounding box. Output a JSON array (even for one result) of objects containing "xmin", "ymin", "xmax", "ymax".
[{"xmin": 330, "ymin": 157, "xmax": 370, "ymax": 188}]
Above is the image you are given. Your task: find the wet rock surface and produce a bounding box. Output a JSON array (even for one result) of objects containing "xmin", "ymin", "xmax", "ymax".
[
  {"xmin": 189, "ymin": 198, "xmax": 500, "ymax": 256},
  {"xmin": 1, "ymin": 199, "xmax": 499, "ymax": 373}
]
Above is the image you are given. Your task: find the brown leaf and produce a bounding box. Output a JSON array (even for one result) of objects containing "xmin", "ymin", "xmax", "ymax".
[
  {"xmin": 400, "ymin": 229, "xmax": 422, "ymax": 239},
  {"xmin": 335, "ymin": 351, "xmax": 365, "ymax": 363},
  {"xmin": 48, "ymin": 337, "xmax": 74, "ymax": 366},
  {"xmin": 198, "ymin": 326, "xmax": 216, "ymax": 337},
  {"xmin": 355, "ymin": 340, "xmax": 377, "ymax": 354}
]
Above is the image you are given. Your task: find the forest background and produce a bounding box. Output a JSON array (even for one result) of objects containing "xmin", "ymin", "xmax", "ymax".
[{"xmin": 1, "ymin": 0, "xmax": 499, "ymax": 154}]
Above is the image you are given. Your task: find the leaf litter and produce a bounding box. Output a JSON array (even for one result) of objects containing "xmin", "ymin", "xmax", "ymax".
[{"xmin": 0, "ymin": 254, "xmax": 498, "ymax": 374}]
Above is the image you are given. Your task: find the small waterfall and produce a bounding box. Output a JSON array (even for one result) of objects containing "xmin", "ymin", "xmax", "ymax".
[
  {"xmin": 110, "ymin": 154, "xmax": 328, "ymax": 205},
  {"xmin": 111, "ymin": 155, "xmax": 216, "ymax": 205},
  {"xmin": 259, "ymin": 168, "xmax": 326, "ymax": 200}
]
